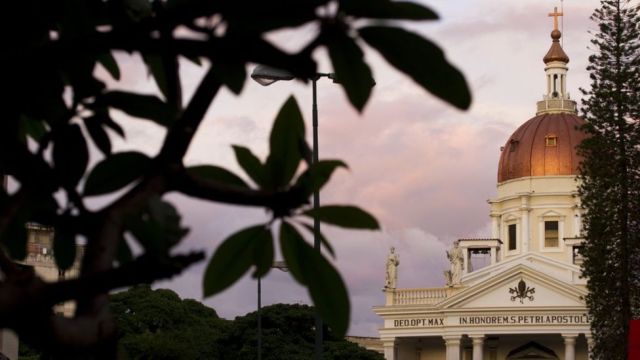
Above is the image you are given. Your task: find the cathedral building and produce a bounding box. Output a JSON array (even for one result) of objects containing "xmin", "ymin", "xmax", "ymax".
[{"xmin": 374, "ymin": 9, "xmax": 591, "ymax": 360}]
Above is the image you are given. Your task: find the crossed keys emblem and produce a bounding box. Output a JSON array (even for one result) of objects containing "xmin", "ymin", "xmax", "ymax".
[{"xmin": 509, "ymin": 279, "xmax": 535, "ymax": 303}]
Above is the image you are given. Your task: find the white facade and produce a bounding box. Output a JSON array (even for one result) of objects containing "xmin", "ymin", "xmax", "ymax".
[{"xmin": 373, "ymin": 13, "xmax": 591, "ymax": 360}]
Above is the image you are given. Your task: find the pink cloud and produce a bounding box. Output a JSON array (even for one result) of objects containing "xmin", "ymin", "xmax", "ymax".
[{"xmin": 92, "ymin": 0, "xmax": 602, "ymax": 336}]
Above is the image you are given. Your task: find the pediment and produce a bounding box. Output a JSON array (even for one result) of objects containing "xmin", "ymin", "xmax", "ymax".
[
  {"xmin": 504, "ymin": 213, "xmax": 520, "ymax": 221},
  {"xmin": 538, "ymin": 209, "xmax": 565, "ymax": 219},
  {"xmin": 440, "ymin": 265, "xmax": 586, "ymax": 309},
  {"xmin": 461, "ymin": 253, "xmax": 584, "ymax": 286}
]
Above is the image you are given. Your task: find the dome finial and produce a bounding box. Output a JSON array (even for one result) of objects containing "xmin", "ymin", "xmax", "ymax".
[
  {"xmin": 548, "ymin": 6, "xmax": 563, "ymax": 32},
  {"xmin": 543, "ymin": 6, "xmax": 569, "ymax": 64}
]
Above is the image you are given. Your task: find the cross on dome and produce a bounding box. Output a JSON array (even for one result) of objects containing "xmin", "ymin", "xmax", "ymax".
[
  {"xmin": 538, "ymin": 6, "xmax": 573, "ymax": 113},
  {"xmin": 548, "ymin": 6, "xmax": 563, "ymax": 31}
]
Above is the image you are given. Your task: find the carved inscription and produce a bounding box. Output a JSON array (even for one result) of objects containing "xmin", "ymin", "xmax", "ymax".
[
  {"xmin": 458, "ymin": 314, "xmax": 589, "ymax": 325},
  {"xmin": 390, "ymin": 314, "xmax": 590, "ymax": 328},
  {"xmin": 393, "ymin": 318, "xmax": 444, "ymax": 328}
]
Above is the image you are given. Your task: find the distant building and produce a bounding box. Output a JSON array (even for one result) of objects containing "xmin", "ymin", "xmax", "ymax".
[
  {"xmin": 22, "ymin": 223, "xmax": 83, "ymax": 315},
  {"xmin": 0, "ymin": 224, "xmax": 83, "ymax": 359},
  {"xmin": 374, "ymin": 9, "xmax": 591, "ymax": 360}
]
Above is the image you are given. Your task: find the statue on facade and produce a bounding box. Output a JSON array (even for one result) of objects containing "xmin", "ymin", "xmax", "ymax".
[
  {"xmin": 384, "ymin": 247, "xmax": 399, "ymax": 290},
  {"xmin": 444, "ymin": 241, "xmax": 463, "ymax": 287}
]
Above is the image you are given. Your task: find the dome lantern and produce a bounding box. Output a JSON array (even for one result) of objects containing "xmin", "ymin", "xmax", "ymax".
[{"xmin": 536, "ymin": 7, "xmax": 576, "ymax": 115}]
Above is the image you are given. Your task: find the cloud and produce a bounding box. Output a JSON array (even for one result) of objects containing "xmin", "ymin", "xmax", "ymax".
[{"xmin": 92, "ymin": 0, "xmax": 602, "ymax": 337}]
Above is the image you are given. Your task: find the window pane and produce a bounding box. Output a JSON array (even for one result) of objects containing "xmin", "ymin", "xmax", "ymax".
[
  {"xmin": 508, "ymin": 224, "xmax": 517, "ymax": 250},
  {"xmin": 545, "ymin": 221, "xmax": 559, "ymax": 247}
]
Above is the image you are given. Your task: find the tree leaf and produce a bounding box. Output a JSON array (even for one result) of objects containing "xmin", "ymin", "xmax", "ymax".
[
  {"xmin": 186, "ymin": 165, "xmax": 249, "ymax": 188},
  {"xmin": 212, "ymin": 60, "xmax": 246, "ymax": 95},
  {"xmin": 126, "ymin": 217, "xmax": 165, "ymax": 253},
  {"xmin": 279, "ymin": 222, "xmax": 306, "ymax": 285},
  {"xmin": 0, "ymin": 219, "xmax": 28, "ymax": 261},
  {"xmin": 97, "ymin": 52, "xmax": 121, "ymax": 80},
  {"xmin": 341, "ymin": 0, "xmax": 438, "ymax": 21},
  {"xmin": 252, "ymin": 227, "xmax": 274, "ymax": 278},
  {"xmin": 87, "ymin": 108, "xmax": 126, "ymax": 138},
  {"xmin": 265, "ymin": 96, "xmax": 305, "ymax": 188},
  {"xmin": 83, "ymin": 115, "xmax": 112, "ymax": 156},
  {"xmin": 295, "ymin": 160, "xmax": 348, "ymax": 197},
  {"xmin": 54, "ymin": 227, "xmax": 77, "ymax": 271},
  {"xmin": 279, "ymin": 221, "xmax": 350, "ymax": 336},
  {"xmin": 99, "ymin": 111, "xmax": 126, "ymax": 138},
  {"xmin": 147, "ymin": 197, "xmax": 188, "ymax": 246},
  {"xmin": 232, "ymin": 145, "xmax": 265, "ymax": 187},
  {"xmin": 28, "ymin": 195, "xmax": 59, "ymax": 228},
  {"xmin": 300, "ymin": 222, "xmax": 335, "ymax": 258},
  {"xmin": 142, "ymin": 54, "xmax": 170, "ymax": 102},
  {"xmin": 53, "ymin": 124, "xmax": 89, "ymax": 188},
  {"xmin": 327, "ymin": 32, "xmax": 373, "ymax": 112},
  {"xmin": 182, "ymin": 54, "xmax": 202, "ymax": 66},
  {"xmin": 142, "ymin": 53, "xmax": 181, "ymax": 109},
  {"xmin": 359, "ymin": 26, "xmax": 471, "ymax": 110},
  {"xmin": 203, "ymin": 225, "xmax": 270, "ymax": 297},
  {"xmin": 302, "ymin": 205, "xmax": 379, "ymax": 229},
  {"xmin": 126, "ymin": 196, "xmax": 189, "ymax": 253},
  {"xmin": 220, "ymin": 0, "xmax": 319, "ymax": 33},
  {"xmin": 116, "ymin": 235, "xmax": 133, "ymax": 265},
  {"xmin": 20, "ymin": 115, "xmax": 47, "ymax": 142},
  {"xmin": 64, "ymin": 56, "xmax": 105, "ymax": 102},
  {"xmin": 84, "ymin": 151, "xmax": 151, "ymax": 196},
  {"xmin": 101, "ymin": 91, "xmax": 174, "ymax": 126}
]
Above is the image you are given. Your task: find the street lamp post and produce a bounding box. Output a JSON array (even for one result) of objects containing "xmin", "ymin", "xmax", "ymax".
[
  {"xmin": 258, "ymin": 261, "xmax": 288, "ymax": 360},
  {"xmin": 251, "ymin": 65, "xmax": 335, "ymax": 360}
]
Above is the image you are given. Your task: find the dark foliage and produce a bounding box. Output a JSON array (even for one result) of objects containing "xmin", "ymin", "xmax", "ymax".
[
  {"xmin": 217, "ymin": 303, "xmax": 383, "ymax": 360},
  {"xmin": 109, "ymin": 286, "xmax": 229, "ymax": 359},
  {"xmin": 578, "ymin": 1, "xmax": 640, "ymax": 358},
  {"xmin": 0, "ymin": 0, "xmax": 470, "ymax": 356},
  {"xmin": 22, "ymin": 287, "xmax": 384, "ymax": 359}
]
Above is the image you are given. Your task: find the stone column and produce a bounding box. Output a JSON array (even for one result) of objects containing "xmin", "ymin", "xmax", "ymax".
[
  {"xmin": 463, "ymin": 247, "xmax": 469, "ymax": 274},
  {"xmin": 520, "ymin": 195, "xmax": 530, "ymax": 252},
  {"xmin": 470, "ymin": 335, "xmax": 484, "ymax": 360},
  {"xmin": 443, "ymin": 335, "xmax": 461, "ymax": 360},
  {"xmin": 382, "ymin": 339, "xmax": 396, "ymax": 360},
  {"xmin": 562, "ymin": 334, "xmax": 577, "ymax": 360},
  {"xmin": 490, "ymin": 247, "xmax": 497, "ymax": 265},
  {"xmin": 559, "ymin": 219, "xmax": 565, "ymax": 247},
  {"xmin": 491, "ymin": 214, "xmax": 500, "ymax": 239}
]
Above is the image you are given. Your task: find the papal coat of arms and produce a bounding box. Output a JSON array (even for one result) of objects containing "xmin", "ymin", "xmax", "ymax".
[{"xmin": 509, "ymin": 279, "xmax": 535, "ymax": 303}]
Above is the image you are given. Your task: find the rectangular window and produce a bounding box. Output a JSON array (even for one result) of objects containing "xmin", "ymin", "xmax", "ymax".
[
  {"xmin": 508, "ymin": 224, "xmax": 517, "ymax": 251},
  {"xmin": 545, "ymin": 136, "xmax": 557, "ymax": 146},
  {"xmin": 544, "ymin": 221, "xmax": 559, "ymax": 247}
]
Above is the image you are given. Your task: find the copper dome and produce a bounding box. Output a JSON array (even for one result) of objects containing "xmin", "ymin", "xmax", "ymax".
[{"xmin": 497, "ymin": 113, "xmax": 587, "ymax": 183}]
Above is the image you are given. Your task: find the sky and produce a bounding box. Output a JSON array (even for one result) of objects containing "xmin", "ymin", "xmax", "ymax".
[{"xmin": 98, "ymin": 0, "xmax": 602, "ymax": 337}]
